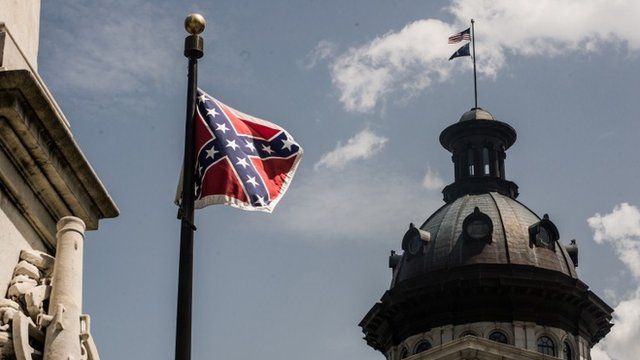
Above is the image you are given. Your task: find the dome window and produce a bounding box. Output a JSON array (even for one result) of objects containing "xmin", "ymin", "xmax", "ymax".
[
  {"xmin": 399, "ymin": 347, "xmax": 409, "ymax": 359},
  {"xmin": 537, "ymin": 336, "xmax": 556, "ymax": 356},
  {"xmin": 414, "ymin": 341, "xmax": 432, "ymax": 354},
  {"xmin": 402, "ymin": 223, "xmax": 431, "ymax": 257},
  {"xmin": 488, "ymin": 330, "xmax": 509, "ymax": 344},
  {"xmin": 529, "ymin": 214, "xmax": 559, "ymax": 250},
  {"xmin": 462, "ymin": 207, "xmax": 493, "ymax": 242},
  {"xmin": 562, "ymin": 341, "xmax": 573, "ymax": 360}
]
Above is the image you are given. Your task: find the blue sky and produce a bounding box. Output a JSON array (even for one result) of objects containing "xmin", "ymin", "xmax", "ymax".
[{"xmin": 38, "ymin": 1, "xmax": 639, "ymax": 359}]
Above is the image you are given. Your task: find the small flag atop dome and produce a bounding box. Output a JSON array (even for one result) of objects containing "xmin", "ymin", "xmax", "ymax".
[
  {"xmin": 447, "ymin": 19, "xmax": 479, "ymax": 109},
  {"xmin": 449, "ymin": 43, "xmax": 470, "ymax": 61},
  {"xmin": 448, "ymin": 27, "xmax": 471, "ymax": 44}
]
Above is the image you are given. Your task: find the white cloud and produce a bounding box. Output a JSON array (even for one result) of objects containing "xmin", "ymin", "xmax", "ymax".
[
  {"xmin": 303, "ymin": 40, "xmax": 337, "ymax": 70},
  {"xmin": 42, "ymin": 1, "xmax": 180, "ymax": 94},
  {"xmin": 588, "ymin": 203, "xmax": 640, "ymax": 360},
  {"xmin": 422, "ymin": 166, "xmax": 446, "ymax": 191},
  {"xmin": 314, "ymin": 129, "xmax": 388, "ymax": 170},
  {"xmin": 588, "ymin": 203, "xmax": 640, "ymax": 279},
  {"xmin": 323, "ymin": 0, "xmax": 640, "ymax": 112},
  {"xmin": 267, "ymin": 166, "xmax": 441, "ymax": 243}
]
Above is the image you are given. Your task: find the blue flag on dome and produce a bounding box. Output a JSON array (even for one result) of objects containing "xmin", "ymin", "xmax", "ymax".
[{"xmin": 449, "ymin": 43, "xmax": 470, "ymax": 61}]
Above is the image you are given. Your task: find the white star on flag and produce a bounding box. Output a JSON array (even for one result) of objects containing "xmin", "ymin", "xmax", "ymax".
[
  {"xmin": 246, "ymin": 175, "xmax": 259, "ymax": 187},
  {"xmin": 245, "ymin": 140, "xmax": 256, "ymax": 152},
  {"xmin": 216, "ymin": 123, "xmax": 229, "ymax": 133},
  {"xmin": 225, "ymin": 139, "xmax": 239, "ymax": 151},
  {"xmin": 205, "ymin": 147, "xmax": 218, "ymax": 159},
  {"xmin": 281, "ymin": 137, "xmax": 295, "ymax": 151},
  {"xmin": 261, "ymin": 144, "xmax": 274, "ymax": 155},
  {"xmin": 207, "ymin": 108, "xmax": 219, "ymax": 117},
  {"xmin": 236, "ymin": 157, "xmax": 249, "ymax": 169}
]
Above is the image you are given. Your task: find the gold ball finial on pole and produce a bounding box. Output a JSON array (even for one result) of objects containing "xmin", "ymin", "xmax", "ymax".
[{"xmin": 184, "ymin": 13, "xmax": 206, "ymax": 35}]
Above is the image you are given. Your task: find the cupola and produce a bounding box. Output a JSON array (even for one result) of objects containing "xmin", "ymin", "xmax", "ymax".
[{"xmin": 439, "ymin": 107, "xmax": 518, "ymax": 202}]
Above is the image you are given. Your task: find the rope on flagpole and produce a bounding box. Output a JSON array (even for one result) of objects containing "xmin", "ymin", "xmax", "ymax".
[{"xmin": 471, "ymin": 19, "xmax": 478, "ymax": 109}]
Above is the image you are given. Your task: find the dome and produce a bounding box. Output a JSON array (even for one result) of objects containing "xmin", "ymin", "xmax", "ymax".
[
  {"xmin": 458, "ymin": 107, "xmax": 495, "ymax": 122},
  {"xmin": 391, "ymin": 192, "xmax": 577, "ymax": 288},
  {"xmin": 360, "ymin": 107, "xmax": 613, "ymax": 355}
]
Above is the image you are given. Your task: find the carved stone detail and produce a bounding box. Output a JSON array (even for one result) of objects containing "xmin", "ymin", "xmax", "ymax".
[{"xmin": 1, "ymin": 249, "xmax": 53, "ymax": 359}]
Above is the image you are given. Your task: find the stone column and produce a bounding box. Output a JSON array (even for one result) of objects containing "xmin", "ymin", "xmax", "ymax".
[{"xmin": 42, "ymin": 216, "xmax": 85, "ymax": 360}]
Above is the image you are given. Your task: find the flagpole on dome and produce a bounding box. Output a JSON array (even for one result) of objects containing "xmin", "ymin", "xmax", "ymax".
[
  {"xmin": 176, "ymin": 13, "xmax": 205, "ymax": 360},
  {"xmin": 471, "ymin": 18, "xmax": 478, "ymax": 109}
]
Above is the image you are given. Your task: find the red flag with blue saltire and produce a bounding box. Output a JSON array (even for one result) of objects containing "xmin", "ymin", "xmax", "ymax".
[{"xmin": 177, "ymin": 89, "xmax": 303, "ymax": 213}]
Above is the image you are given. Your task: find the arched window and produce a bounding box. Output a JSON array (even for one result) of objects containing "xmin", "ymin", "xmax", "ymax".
[
  {"xmin": 459, "ymin": 331, "xmax": 477, "ymax": 338},
  {"xmin": 488, "ymin": 331, "xmax": 508, "ymax": 344},
  {"xmin": 537, "ymin": 336, "xmax": 555, "ymax": 356},
  {"xmin": 399, "ymin": 347, "xmax": 408, "ymax": 359},
  {"xmin": 467, "ymin": 149, "xmax": 475, "ymax": 176},
  {"xmin": 414, "ymin": 341, "xmax": 432, "ymax": 354},
  {"xmin": 562, "ymin": 341, "xmax": 573, "ymax": 360},
  {"xmin": 482, "ymin": 147, "xmax": 490, "ymax": 175}
]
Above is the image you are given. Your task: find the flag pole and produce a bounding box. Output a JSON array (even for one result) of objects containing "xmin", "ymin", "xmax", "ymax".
[
  {"xmin": 471, "ymin": 18, "xmax": 478, "ymax": 108},
  {"xmin": 176, "ymin": 13, "xmax": 205, "ymax": 360}
]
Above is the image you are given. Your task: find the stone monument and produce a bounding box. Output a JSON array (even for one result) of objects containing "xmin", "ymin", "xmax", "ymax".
[{"xmin": 0, "ymin": 1, "xmax": 119, "ymax": 359}]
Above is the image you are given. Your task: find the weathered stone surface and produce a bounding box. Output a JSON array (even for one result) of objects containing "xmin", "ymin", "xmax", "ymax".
[
  {"xmin": 0, "ymin": 0, "xmax": 41, "ymax": 70},
  {"xmin": 9, "ymin": 275, "xmax": 36, "ymax": 287},
  {"xmin": 20, "ymin": 250, "xmax": 54, "ymax": 273},
  {"xmin": 13, "ymin": 260, "xmax": 40, "ymax": 280},
  {"xmin": 0, "ymin": 299, "xmax": 20, "ymax": 326},
  {"xmin": 7, "ymin": 276, "xmax": 37, "ymax": 299},
  {"xmin": 0, "ymin": 197, "xmax": 48, "ymax": 300},
  {"xmin": 0, "ymin": 299, "xmax": 19, "ymax": 311},
  {"xmin": 25, "ymin": 285, "xmax": 50, "ymax": 321},
  {"xmin": 0, "ymin": 308, "xmax": 17, "ymax": 327},
  {"xmin": 0, "ymin": 70, "xmax": 119, "ymax": 243},
  {"xmin": 0, "ymin": 329, "xmax": 14, "ymax": 356},
  {"xmin": 43, "ymin": 216, "xmax": 86, "ymax": 360}
]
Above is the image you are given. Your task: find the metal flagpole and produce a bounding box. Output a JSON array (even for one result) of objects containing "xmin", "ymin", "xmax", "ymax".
[
  {"xmin": 471, "ymin": 18, "xmax": 478, "ymax": 109},
  {"xmin": 176, "ymin": 13, "xmax": 205, "ymax": 360}
]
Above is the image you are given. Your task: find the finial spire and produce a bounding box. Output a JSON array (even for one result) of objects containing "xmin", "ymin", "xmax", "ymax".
[
  {"xmin": 184, "ymin": 13, "xmax": 206, "ymax": 35},
  {"xmin": 471, "ymin": 19, "xmax": 478, "ymax": 109}
]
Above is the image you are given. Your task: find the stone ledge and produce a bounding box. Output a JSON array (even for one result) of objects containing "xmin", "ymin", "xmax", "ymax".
[
  {"xmin": 408, "ymin": 336, "xmax": 558, "ymax": 360},
  {"xmin": 0, "ymin": 70, "xmax": 118, "ymax": 247}
]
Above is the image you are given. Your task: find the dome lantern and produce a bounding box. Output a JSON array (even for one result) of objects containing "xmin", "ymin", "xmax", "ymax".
[{"xmin": 439, "ymin": 107, "xmax": 518, "ymax": 202}]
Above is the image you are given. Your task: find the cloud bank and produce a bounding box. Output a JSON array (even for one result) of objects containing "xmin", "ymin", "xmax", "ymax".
[
  {"xmin": 322, "ymin": 0, "xmax": 640, "ymax": 112},
  {"xmin": 588, "ymin": 203, "xmax": 640, "ymax": 360},
  {"xmin": 315, "ymin": 129, "xmax": 388, "ymax": 170},
  {"xmin": 42, "ymin": 1, "xmax": 180, "ymax": 95},
  {"xmin": 269, "ymin": 165, "xmax": 441, "ymax": 243}
]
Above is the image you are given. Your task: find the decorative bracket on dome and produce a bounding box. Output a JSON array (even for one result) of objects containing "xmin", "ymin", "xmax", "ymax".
[
  {"xmin": 462, "ymin": 207, "xmax": 493, "ymax": 242},
  {"xmin": 401, "ymin": 223, "xmax": 430, "ymax": 257},
  {"xmin": 528, "ymin": 214, "xmax": 560, "ymax": 250},
  {"xmin": 565, "ymin": 239, "xmax": 579, "ymax": 267}
]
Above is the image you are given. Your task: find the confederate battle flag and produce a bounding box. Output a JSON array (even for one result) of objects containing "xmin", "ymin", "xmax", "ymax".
[{"xmin": 176, "ymin": 89, "xmax": 303, "ymax": 213}]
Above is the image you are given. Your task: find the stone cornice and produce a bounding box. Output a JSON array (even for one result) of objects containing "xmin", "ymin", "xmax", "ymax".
[
  {"xmin": 0, "ymin": 70, "xmax": 118, "ymax": 247},
  {"xmin": 407, "ymin": 336, "xmax": 559, "ymax": 360}
]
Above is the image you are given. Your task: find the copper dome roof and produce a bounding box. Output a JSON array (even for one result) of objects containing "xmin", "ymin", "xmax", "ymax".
[{"xmin": 391, "ymin": 192, "xmax": 577, "ymax": 288}]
